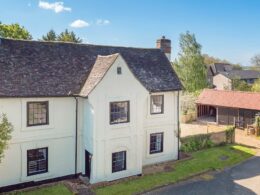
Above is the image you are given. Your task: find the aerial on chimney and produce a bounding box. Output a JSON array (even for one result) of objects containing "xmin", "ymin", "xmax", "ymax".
[{"xmin": 156, "ymin": 36, "xmax": 171, "ymax": 61}]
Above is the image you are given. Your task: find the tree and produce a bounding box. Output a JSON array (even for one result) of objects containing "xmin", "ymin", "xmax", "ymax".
[
  {"xmin": 0, "ymin": 22, "xmax": 32, "ymax": 40},
  {"xmin": 251, "ymin": 54, "xmax": 260, "ymax": 67},
  {"xmin": 252, "ymin": 79, "xmax": 260, "ymax": 92},
  {"xmin": 57, "ymin": 29, "xmax": 82, "ymax": 43},
  {"xmin": 232, "ymin": 79, "xmax": 251, "ymax": 91},
  {"xmin": 203, "ymin": 54, "xmax": 230, "ymax": 65},
  {"xmin": 41, "ymin": 29, "xmax": 57, "ymax": 41},
  {"xmin": 0, "ymin": 114, "xmax": 13, "ymax": 162},
  {"xmin": 173, "ymin": 31, "xmax": 207, "ymax": 92}
]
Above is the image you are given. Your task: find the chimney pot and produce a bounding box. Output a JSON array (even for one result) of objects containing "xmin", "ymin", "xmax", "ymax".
[{"xmin": 156, "ymin": 36, "xmax": 171, "ymax": 61}]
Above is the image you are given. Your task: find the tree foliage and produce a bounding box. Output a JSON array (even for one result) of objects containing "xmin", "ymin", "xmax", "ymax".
[
  {"xmin": 0, "ymin": 114, "xmax": 13, "ymax": 162},
  {"xmin": 251, "ymin": 54, "xmax": 260, "ymax": 67},
  {"xmin": 57, "ymin": 29, "xmax": 82, "ymax": 43},
  {"xmin": 173, "ymin": 31, "xmax": 207, "ymax": 92},
  {"xmin": 41, "ymin": 29, "xmax": 57, "ymax": 41},
  {"xmin": 252, "ymin": 78, "xmax": 260, "ymax": 92},
  {"xmin": 41, "ymin": 29, "xmax": 82, "ymax": 43},
  {"xmin": 0, "ymin": 22, "xmax": 32, "ymax": 40},
  {"xmin": 203, "ymin": 54, "xmax": 230, "ymax": 65},
  {"xmin": 232, "ymin": 79, "xmax": 251, "ymax": 91}
]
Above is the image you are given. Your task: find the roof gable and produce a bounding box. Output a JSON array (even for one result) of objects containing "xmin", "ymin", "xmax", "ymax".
[
  {"xmin": 79, "ymin": 53, "xmax": 119, "ymax": 96},
  {"xmin": 0, "ymin": 38, "xmax": 182, "ymax": 97}
]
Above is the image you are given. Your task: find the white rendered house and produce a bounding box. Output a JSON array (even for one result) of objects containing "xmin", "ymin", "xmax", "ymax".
[{"xmin": 0, "ymin": 37, "xmax": 182, "ymax": 190}]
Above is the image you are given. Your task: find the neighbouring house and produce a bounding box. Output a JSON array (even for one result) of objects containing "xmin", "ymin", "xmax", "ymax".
[
  {"xmin": 213, "ymin": 70, "xmax": 260, "ymax": 90},
  {"xmin": 196, "ymin": 89, "xmax": 260, "ymax": 128},
  {"xmin": 207, "ymin": 63, "xmax": 260, "ymax": 90},
  {"xmin": 0, "ymin": 36, "xmax": 182, "ymax": 190},
  {"xmin": 207, "ymin": 63, "xmax": 233, "ymax": 84}
]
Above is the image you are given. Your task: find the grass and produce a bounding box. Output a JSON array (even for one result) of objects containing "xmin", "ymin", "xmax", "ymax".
[
  {"xmin": 94, "ymin": 145, "xmax": 256, "ymax": 195},
  {"xmin": 8, "ymin": 183, "xmax": 72, "ymax": 195}
]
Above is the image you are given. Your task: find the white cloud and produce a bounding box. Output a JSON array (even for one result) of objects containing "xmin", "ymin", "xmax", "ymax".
[
  {"xmin": 70, "ymin": 19, "xmax": 90, "ymax": 28},
  {"xmin": 96, "ymin": 19, "xmax": 110, "ymax": 25},
  {"xmin": 38, "ymin": 1, "xmax": 71, "ymax": 13}
]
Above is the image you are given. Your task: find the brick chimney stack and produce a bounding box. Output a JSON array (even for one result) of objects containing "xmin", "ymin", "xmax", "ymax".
[{"xmin": 156, "ymin": 36, "xmax": 171, "ymax": 61}]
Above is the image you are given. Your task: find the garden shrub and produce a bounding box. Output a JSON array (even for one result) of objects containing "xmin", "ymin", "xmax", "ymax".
[
  {"xmin": 180, "ymin": 134, "xmax": 214, "ymax": 153},
  {"xmin": 225, "ymin": 126, "xmax": 235, "ymax": 144}
]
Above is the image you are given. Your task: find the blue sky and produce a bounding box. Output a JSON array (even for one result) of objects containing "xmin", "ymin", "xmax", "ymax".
[{"xmin": 0, "ymin": 0, "xmax": 260, "ymax": 65}]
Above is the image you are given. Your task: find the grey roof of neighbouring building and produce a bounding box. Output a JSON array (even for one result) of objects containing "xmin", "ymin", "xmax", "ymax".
[
  {"xmin": 0, "ymin": 38, "xmax": 182, "ymax": 97},
  {"xmin": 218, "ymin": 70, "xmax": 260, "ymax": 80},
  {"xmin": 209, "ymin": 63, "xmax": 233, "ymax": 75}
]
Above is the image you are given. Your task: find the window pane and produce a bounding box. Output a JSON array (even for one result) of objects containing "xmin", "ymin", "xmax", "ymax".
[
  {"xmin": 112, "ymin": 151, "xmax": 126, "ymax": 173},
  {"xmin": 27, "ymin": 102, "xmax": 48, "ymax": 126},
  {"xmin": 27, "ymin": 148, "xmax": 48, "ymax": 176},
  {"xmin": 150, "ymin": 133, "xmax": 163, "ymax": 154},
  {"xmin": 110, "ymin": 101, "xmax": 129, "ymax": 124},
  {"xmin": 151, "ymin": 95, "xmax": 163, "ymax": 114}
]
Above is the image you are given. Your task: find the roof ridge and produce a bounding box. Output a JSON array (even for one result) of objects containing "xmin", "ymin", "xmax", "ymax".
[
  {"xmin": 0, "ymin": 37, "xmax": 161, "ymax": 51},
  {"xmin": 204, "ymin": 88, "xmax": 260, "ymax": 95}
]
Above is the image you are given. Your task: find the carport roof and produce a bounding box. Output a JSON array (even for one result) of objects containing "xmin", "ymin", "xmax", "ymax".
[{"xmin": 196, "ymin": 89, "xmax": 260, "ymax": 110}]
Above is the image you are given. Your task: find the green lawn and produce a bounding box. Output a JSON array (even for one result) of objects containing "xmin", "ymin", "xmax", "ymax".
[
  {"xmin": 94, "ymin": 145, "xmax": 256, "ymax": 195},
  {"xmin": 8, "ymin": 183, "xmax": 72, "ymax": 195}
]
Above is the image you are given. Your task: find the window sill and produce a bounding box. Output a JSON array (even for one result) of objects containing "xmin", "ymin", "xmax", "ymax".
[{"xmin": 21, "ymin": 124, "xmax": 54, "ymax": 132}]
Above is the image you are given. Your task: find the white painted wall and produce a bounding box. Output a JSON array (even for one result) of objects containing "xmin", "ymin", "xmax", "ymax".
[
  {"xmin": 213, "ymin": 74, "xmax": 232, "ymax": 90},
  {"xmin": 85, "ymin": 55, "xmax": 179, "ymax": 183},
  {"xmin": 0, "ymin": 98, "xmax": 77, "ymax": 187},
  {"xmin": 0, "ymin": 56, "xmax": 179, "ymax": 187}
]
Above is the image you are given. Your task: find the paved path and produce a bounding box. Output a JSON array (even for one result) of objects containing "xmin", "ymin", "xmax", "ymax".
[{"xmin": 145, "ymin": 155, "xmax": 260, "ymax": 195}]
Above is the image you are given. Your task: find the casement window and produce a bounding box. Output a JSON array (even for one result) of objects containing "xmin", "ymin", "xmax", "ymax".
[
  {"xmin": 150, "ymin": 133, "xmax": 164, "ymax": 154},
  {"xmin": 27, "ymin": 101, "xmax": 49, "ymax": 126},
  {"xmin": 110, "ymin": 101, "xmax": 130, "ymax": 124},
  {"xmin": 27, "ymin": 148, "xmax": 48, "ymax": 176},
  {"xmin": 112, "ymin": 151, "xmax": 126, "ymax": 173},
  {"xmin": 150, "ymin": 95, "xmax": 164, "ymax": 114}
]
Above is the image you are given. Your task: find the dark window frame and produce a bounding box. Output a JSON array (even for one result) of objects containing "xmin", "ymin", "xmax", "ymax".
[
  {"xmin": 112, "ymin": 151, "xmax": 126, "ymax": 173},
  {"xmin": 117, "ymin": 67, "xmax": 122, "ymax": 75},
  {"xmin": 27, "ymin": 147, "xmax": 48, "ymax": 176},
  {"xmin": 110, "ymin": 101, "xmax": 130, "ymax": 125},
  {"xmin": 149, "ymin": 132, "xmax": 164, "ymax": 154},
  {"xmin": 27, "ymin": 101, "xmax": 49, "ymax": 127},
  {"xmin": 150, "ymin": 95, "xmax": 164, "ymax": 115}
]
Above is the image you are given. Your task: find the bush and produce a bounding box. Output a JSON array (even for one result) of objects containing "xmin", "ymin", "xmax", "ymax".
[
  {"xmin": 180, "ymin": 134, "xmax": 214, "ymax": 153},
  {"xmin": 225, "ymin": 126, "xmax": 235, "ymax": 144}
]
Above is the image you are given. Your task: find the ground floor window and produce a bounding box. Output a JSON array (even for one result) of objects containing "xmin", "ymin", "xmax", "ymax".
[
  {"xmin": 150, "ymin": 133, "xmax": 164, "ymax": 154},
  {"xmin": 27, "ymin": 148, "xmax": 48, "ymax": 176},
  {"xmin": 112, "ymin": 151, "xmax": 126, "ymax": 173}
]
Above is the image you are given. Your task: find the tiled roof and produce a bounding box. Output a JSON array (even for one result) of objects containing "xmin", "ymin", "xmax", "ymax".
[
  {"xmin": 0, "ymin": 38, "xmax": 182, "ymax": 97},
  {"xmin": 196, "ymin": 89, "xmax": 260, "ymax": 110},
  {"xmin": 210, "ymin": 63, "xmax": 232, "ymax": 75},
  {"xmin": 219, "ymin": 70, "xmax": 260, "ymax": 79}
]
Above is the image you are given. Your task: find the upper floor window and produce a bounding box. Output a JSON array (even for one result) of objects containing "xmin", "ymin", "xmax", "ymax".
[
  {"xmin": 150, "ymin": 133, "xmax": 164, "ymax": 154},
  {"xmin": 27, "ymin": 147, "xmax": 48, "ymax": 176},
  {"xmin": 150, "ymin": 95, "xmax": 164, "ymax": 114},
  {"xmin": 27, "ymin": 101, "xmax": 49, "ymax": 126},
  {"xmin": 110, "ymin": 101, "xmax": 130, "ymax": 124},
  {"xmin": 112, "ymin": 151, "xmax": 126, "ymax": 173}
]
